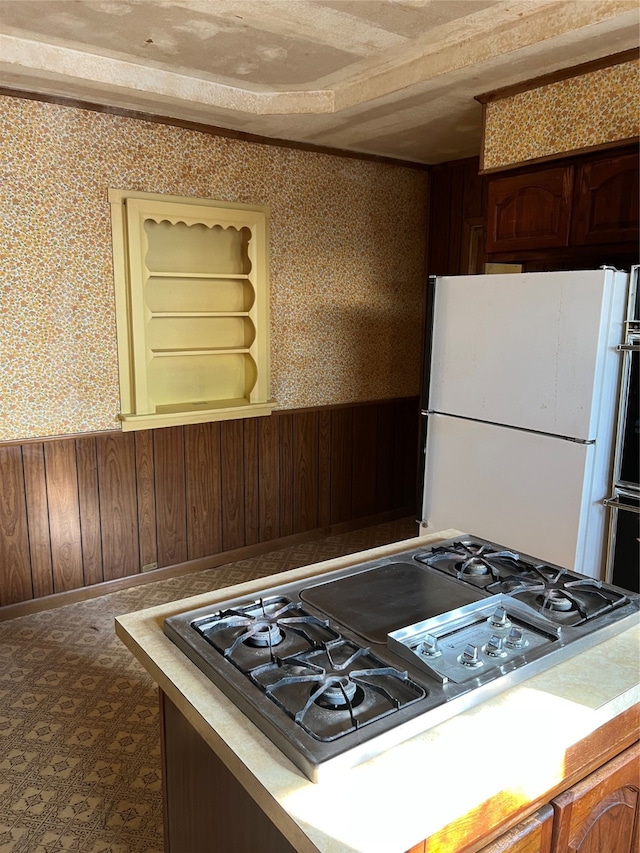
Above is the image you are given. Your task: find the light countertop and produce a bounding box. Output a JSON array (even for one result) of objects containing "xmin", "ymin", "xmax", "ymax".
[{"xmin": 115, "ymin": 529, "xmax": 640, "ymax": 853}]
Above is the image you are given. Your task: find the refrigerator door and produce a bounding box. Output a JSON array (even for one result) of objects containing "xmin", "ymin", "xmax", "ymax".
[
  {"xmin": 428, "ymin": 269, "xmax": 627, "ymax": 441},
  {"xmin": 421, "ymin": 415, "xmax": 605, "ymax": 578}
]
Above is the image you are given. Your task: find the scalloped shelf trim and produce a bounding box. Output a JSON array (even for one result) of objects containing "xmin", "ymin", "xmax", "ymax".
[{"xmin": 146, "ymin": 218, "xmax": 252, "ymax": 232}]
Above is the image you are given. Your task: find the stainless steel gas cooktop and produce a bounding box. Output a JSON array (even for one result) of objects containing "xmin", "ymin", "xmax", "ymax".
[{"xmin": 163, "ymin": 535, "xmax": 640, "ymax": 782}]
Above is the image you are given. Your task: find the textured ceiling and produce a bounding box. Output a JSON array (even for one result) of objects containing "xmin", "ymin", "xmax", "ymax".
[{"xmin": 0, "ymin": 0, "xmax": 638, "ymax": 163}]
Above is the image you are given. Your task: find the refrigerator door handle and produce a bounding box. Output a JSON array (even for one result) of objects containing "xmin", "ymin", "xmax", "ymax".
[{"xmin": 416, "ymin": 412, "xmax": 429, "ymax": 524}]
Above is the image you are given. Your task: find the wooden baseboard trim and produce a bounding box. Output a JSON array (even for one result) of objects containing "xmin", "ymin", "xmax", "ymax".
[{"xmin": 0, "ymin": 508, "xmax": 415, "ymax": 622}]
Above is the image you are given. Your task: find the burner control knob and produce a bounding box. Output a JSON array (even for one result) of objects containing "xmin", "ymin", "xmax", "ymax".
[
  {"xmin": 460, "ymin": 644, "xmax": 483, "ymax": 668},
  {"xmin": 418, "ymin": 634, "xmax": 441, "ymax": 657},
  {"xmin": 488, "ymin": 606, "xmax": 511, "ymax": 629},
  {"xmin": 484, "ymin": 635, "xmax": 508, "ymax": 658},
  {"xmin": 505, "ymin": 626, "xmax": 528, "ymax": 649}
]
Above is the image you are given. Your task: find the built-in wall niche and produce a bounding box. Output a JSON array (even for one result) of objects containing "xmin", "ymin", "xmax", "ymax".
[{"xmin": 109, "ymin": 190, "xmax": 274, "ymax": 430}]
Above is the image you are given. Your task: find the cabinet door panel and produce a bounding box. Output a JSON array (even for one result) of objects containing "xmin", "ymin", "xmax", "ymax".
[
  {"xmin": 552, "ymin": 743, "xmax": 639, "ymax": 853},
  {"xmin": 161, "ymin": 691, "xmax": 297, "ymax": 853},
  {"xmin": 571, "ymin": 153, "xmax": 640, "ymax": 246},
  {"xmin": 486, "ymin": 166, "xmax": 573, "ymax": 252}
]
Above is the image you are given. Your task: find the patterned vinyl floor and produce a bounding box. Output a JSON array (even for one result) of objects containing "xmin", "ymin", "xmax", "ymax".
[{"xmin": 0, "ymin": 517, "xmax": 417, "ymax": 853}]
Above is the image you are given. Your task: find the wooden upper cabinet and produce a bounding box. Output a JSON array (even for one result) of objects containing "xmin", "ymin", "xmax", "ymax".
[
  {"xmin": 571, "ymin": 153, "xmax": 640, "ymax": 246},
  {"xmin": 486, "ymin": 166, "xmax": 573, "ymax": 253}
]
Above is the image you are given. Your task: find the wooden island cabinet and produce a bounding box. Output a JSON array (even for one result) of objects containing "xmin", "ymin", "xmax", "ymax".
[
  {"xmin": 479, "ymin": 744, "xmax": 639, "ymax": 853},
  {"xmin": 157, "ymin": 688, "xmax": 639, "ymax": 853},
  {"xmin": 477, "ymin": 805, "xmax": 554, "ymax": 853},
  {"xmin": 115, "ymin": 534, "xmax": 640, "ymax": 853},
  {"xmin": 551, "ymin": 743, "xmax": 639, "ymax": 853}
]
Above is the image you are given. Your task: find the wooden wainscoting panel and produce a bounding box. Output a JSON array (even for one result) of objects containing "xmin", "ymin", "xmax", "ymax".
[
  {"xmin": 221, "ymin": 419, "xmax": 245, "ymax": 552},
  {"xmin": 429, "ymin": 165, "xmax": 454, "ymax": 275},
  {"xmin": 393, "ymin": 397, "xmax": 420, "ymax": 509},
  {"xmin": 22, "ymin": 442, "xmax": 53, "ymax": 599},
  {"xmin": 427, "ymin": 157, "xmax": 486, "ymax": 278},
  {"xmin": 0, "ymin": 398, "xmax": 419, "ymax": 606},
  {"xmin": 352, "ymin": 404, "xmax": 378, "ymax": 519},
  {"xmin": 330, "ymin": 406, "xmax": 353, "ymax": 525},
  {"xmin": 292, "ymin": 411, "xmax": 319, "ymax": 534},
  {"xmin": 75, "ymin": 436, "xmax": 104, "ymax": 587},
  {"xmin": 278, "ymin": 412, "xmax": 294, "ymax": 538},
  {"xmin": 154, "ymin": 427, "xmax": 187, "ymax": 569},
  {"xmin": 0, "ymin": 445, "xmax": 33, "ymax": 605},
  {"xmin": 44, "ymin": 440, "xmax": 84, "ymax": 593},
  {"xmin": 97, "ymin": 432, "xmax": 139, "ymax": 579},
  {"xmin": 258, "ymin": 415, "xmax": 281, "ymax": 542},
  {"xmin": 317, "ymin": 409, "xmax": 332, "ymax": 528},
  {"xmin": 243, "ymin": 418, "xmax": 260, "ymax": 547},
  {"xmin": 448, "ymin": 163, "xmax": 466, "ymax": 273},
  {"xmin": 185, "ymin": 423, "xmax": 222, "ymax": 561},
  {"xmin": 375, "ymin": 401, "xmax": 394, "ymax": 514},
  {"xmin": 135, "ymin": 431, "xmax": 158, "ymax": 570}
]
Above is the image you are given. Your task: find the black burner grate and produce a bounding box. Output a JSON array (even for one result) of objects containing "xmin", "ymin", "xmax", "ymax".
[
  {"xmin": 193, "ymin": 597, "xmax": 340, "ymax": 672},
  {"xmin": 251, "ymin": 639, "xmax": 425, "ymax": 741},
  {"xmin": 416, "ymin": 540, "xmax": 526, "ymax": 585},
  {"xmin": 489, "ymin": 566, "xmax": 628, "ymax": 625}
]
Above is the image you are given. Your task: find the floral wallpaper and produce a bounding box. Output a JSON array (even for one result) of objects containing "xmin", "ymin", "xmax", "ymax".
[
  {"xmin": 483, "ymin": 58, "xmax": 639, "ymax": 171},
  {"xmin": 0, "ymin": 96, "xmax": 428, "ymax": 441}
]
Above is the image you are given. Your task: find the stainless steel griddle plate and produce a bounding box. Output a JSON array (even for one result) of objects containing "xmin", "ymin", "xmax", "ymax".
[{"xmin": 300, "ymin": 562, "xmax": 486, "ymax": 644}]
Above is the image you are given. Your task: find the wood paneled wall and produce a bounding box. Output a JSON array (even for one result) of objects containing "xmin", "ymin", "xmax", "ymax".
[
  {"xmin": 427, "ymin": 156, "xmax": 486, "ymax": 276},
  {"xmin": 0, "ymin": 399, "xmax": 419, "ymax": 606}
]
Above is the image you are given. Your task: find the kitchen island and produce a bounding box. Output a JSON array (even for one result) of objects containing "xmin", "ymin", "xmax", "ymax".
[{"xmin": 115, "ymin": 530, "xmax": 640, "ymax": 853}]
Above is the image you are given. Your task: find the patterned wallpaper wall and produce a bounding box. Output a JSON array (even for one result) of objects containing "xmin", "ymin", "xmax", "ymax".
[
  {"xmin": 483, "ymin": 58, "xmax": 639, "ymax": 171},
  {"xmin": 0, "ymin": 96, "xmax": 428, "ymax": 441}
]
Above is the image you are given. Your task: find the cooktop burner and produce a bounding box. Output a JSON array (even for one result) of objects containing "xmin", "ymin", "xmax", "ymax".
[
  {"xmin": 163, "ymin": 534, "xmax": 640, "ymax": 782},
  {"xmin": 251, "ymin": 639, "xmax": 424, "ymax": 742},
  {"xmin": 416, "ymin": 540, "xmax": 538, "ymax": 586},
  {"xmin": 194, "ymin": 597, "xmax": 340, "ymax": 671},
  {"xmin": 490, "ymin": 568, "xmax": 627, "ymax": 626},
  {"xmin": 414, "ymin": 540, "xmax": 629, "ymax": 626}
]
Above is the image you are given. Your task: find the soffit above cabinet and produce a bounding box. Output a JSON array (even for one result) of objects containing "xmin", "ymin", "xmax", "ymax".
[{"xmin": 0, "ymin": 1, "xmax": 638, "ymax": 164}]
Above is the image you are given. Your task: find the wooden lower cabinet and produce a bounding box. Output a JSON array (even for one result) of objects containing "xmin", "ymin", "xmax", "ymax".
[
  {"xmin": 161, "ymin": 692, "xmax": 298, "ymax": 853},
  {"xmin": 478, "ymin": 806, "xmax": 554, "ymax": 853},
  {"xmin": 551, "ymin": 743, "xmax": 639, "ymax": 853},
  {"xmin": 160, "ymin": 687, "xmax": 638, "ymax": 853},
  {"xmin": 480, "ymin": 744, "xmax": 639, "ymax": 853}
]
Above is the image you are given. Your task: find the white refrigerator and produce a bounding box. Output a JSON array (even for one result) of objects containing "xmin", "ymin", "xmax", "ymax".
[{"xmin": 419, "ymin": 268, "xmax": 629, "ymax": 580}]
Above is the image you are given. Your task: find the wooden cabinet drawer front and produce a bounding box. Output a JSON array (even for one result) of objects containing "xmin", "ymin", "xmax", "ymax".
[
  {"xmin": 479, "ymin": 805, "xmax": 554, "ymax": 853},
  {"xmin": 571, "ymin": 153, "xmax": 640, "ymax": 246},
  {"xmin": 551, "ymin": 741, "xmax": 640, "ymax": 853},
  {"xmin": 486, "ymin": 166, "xmax": 573, "ymax": 253}
]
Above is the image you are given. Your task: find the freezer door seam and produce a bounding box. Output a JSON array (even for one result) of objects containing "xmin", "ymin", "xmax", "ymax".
[{"xmin": 424, "ymin": 410, "xmax": 596, "ymax": 444}]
